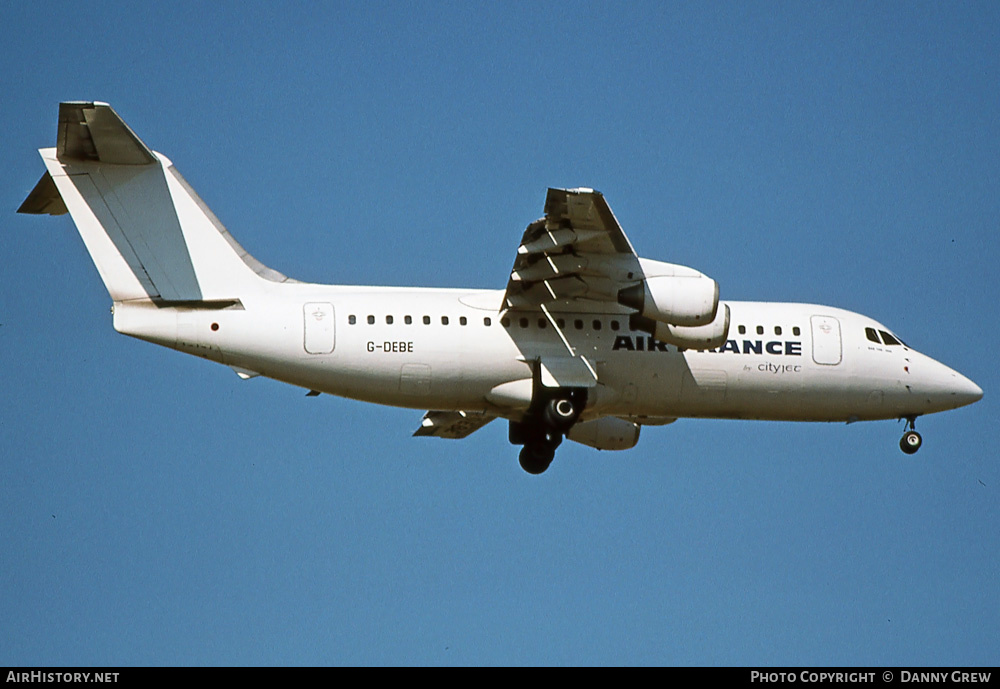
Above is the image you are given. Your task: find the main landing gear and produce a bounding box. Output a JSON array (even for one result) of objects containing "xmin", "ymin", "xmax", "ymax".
[
  {"xmin": 512, "ymin": 392, "xmax": 585, "ymax": 474},
  {"xmin": 518, "ymin": 431, "xmax": 561, "ymax": 475},
  {"xmin": 899, "ymin": 416, "xmax": 922, "ymax": 455}
]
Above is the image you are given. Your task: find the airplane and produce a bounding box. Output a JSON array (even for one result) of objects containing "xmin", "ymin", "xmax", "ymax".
[{"xmin": 19, "ymin": 102, "xmax": 983, "ymax": 474}]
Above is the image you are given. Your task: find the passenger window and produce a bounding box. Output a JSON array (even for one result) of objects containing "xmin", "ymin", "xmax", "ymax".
[
  {"xmin": 441, "ymin": 316, "xmax": 449, "ymax": 325},
  {"xmin": 880, "ymin": 330, "xmax": 901, "ymax": 346},
  {"xmin": 593, "ymin": 320, "xmax": 602, "ymax": 330},
  {"xmin": 367, "ymin": 315, "xmax": 375, "ymax": 325},
  {"xmin": 519, "ymin": 317, "xmax": 529, "ymax": 328},
  {"xmin": 792, "ymin": 326, "xmax": 800, "ymax": 336},
  {"xmin": 557, "ymin": 318, "xmax": 566, "ymax": 329},
  {"xmin": 484, "ymin": 317, "xmax": 492, "ymax": 326},
  {"xmin": 738, "ymin": 325, "xmax": 746, "ymax": 335},
  {"xmin": 756, "ymin": 326, "xmax": 764, "ymax": 335},
  {"xmin": 405, "ymin": 315, "xmax": 412, "ymax": 325},
  {"xmin": 611, "ymin": 320, "xmax": 620, "ymax": 331},
  {"xmin": 460, "ymin": 316, "xmax": 467, "ymax": 326},
  {"xmin": 574, "ymin": 319, "xmax": 583, "ymax": 330},
  {"xmin": 538, "ymin": 319, "xmax": 547, "ymax": 329},
  {"xmin": 423, "ymin": 316, "xmax": 431, "ymax": 325},
  {"xmin": 865, "ymin": 327, "xmax": 881, "ymax": 344},
  {"xmin": 349, "ymin": 315, "xmax": 356, "ymax": 325},
  {"xmin": 386, "ymin": 315, "xmax": 394, "ymax": 325},
  {"xmin": 501, "ymin": 317, "xmax": 510, "ymax": 327},
  {"xmin": 775, "ymin": 326, "xmax": 782, "ymax": 336}
]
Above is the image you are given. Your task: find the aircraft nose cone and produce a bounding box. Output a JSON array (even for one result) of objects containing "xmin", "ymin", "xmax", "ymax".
[
  {"xmin": 912, "ymin": 354, "xmax": 983, "ymax": 412},
  {"xmin": 957, "ymin": 376, "xmax": 984, "ymax": 406},
  {"xmin": 939, "ymin": 367, "xmax": 983, "ymax": 409}
]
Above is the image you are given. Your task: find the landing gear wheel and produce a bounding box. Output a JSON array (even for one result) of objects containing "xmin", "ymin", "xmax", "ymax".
[
  {"xmin": 519, "ymin": 443, "xmax": 555, "ymax": 474},
  {"xmin": 543, "ymin": 397, "xmax": 578, "ymax": 432},
  {"xmin": 900, "ymin": 430, "xmax": 922, "ymax": 455}
]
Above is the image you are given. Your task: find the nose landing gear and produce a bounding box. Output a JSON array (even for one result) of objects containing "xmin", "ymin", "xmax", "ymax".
[{"xmin": 899, "ymin": 416, "xmax": 922, "ymax": 455}]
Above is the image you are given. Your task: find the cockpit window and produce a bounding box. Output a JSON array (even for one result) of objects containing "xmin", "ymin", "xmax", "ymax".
[
  {"xmin": 865, "ymin": 327, "xmax": 881, "ymax": 344},
  {"xmin": 879, "ymin": 330, "xmax": 902, "ymax": 346}
]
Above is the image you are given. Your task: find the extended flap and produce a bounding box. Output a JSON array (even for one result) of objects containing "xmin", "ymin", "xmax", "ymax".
[{"xmin": 413, "ymin": 410, "xmax": 495, "ymax": 439}]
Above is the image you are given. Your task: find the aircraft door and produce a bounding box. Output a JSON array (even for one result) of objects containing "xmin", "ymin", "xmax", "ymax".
[
  {"xmin": 303, "ymin": 302, "xmax": 335, "ymax": 354},
  {"xmin": 400, "ymin": 363, "xmax": 432, "ymax": 396},
  {"xmin": 810, "ymin": 315, "xmax": 842, "ymax": 365}
]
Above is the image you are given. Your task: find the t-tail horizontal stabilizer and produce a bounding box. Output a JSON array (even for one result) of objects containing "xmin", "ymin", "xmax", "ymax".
[{"xmin": 19, "ymin": 101, "xmax": 289, "ymax": 305}]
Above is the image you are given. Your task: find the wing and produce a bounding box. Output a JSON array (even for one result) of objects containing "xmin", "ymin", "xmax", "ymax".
[
  {"xmin": 502, "ymin": 188, "xmax": 729, "ymax": 352},
  {"xmin": 502, "ymin": 188, "xmax": 643, "ymax": 311}
]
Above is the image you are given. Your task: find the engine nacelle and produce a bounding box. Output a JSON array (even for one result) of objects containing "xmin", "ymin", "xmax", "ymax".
[
  {"xmin": 631, "ymin": 303, "xmax": 730, "ymax": 351},
  {"xmin": 566, "ymin": 416, "xmax": 640, "ymax": 451},
  {"xmin": 618, "ymin": 274, "xmax": 719, "ymax": 327}
]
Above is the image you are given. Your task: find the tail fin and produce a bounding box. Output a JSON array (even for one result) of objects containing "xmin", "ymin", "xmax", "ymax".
[{"xmin": 19, "ymin": 102, "xmax": 289, "ymax": 303}]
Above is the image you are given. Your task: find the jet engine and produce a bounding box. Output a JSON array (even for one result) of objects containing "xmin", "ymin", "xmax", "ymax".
[
  {"xmin": 630, "ymin": 303, "xmax": 731, "ymax": 350},
  {"xmin": 566, "ymin": 417, "xmax": 640, "ymax": 451},
  {"xmin": 617, "ymin": 269, "xmax": 719, "ymax": 328}
]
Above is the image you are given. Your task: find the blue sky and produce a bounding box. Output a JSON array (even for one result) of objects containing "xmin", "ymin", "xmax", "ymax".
[{"xmin": 2, "ymin": 2, "xmax": 997, "ymax": 666}]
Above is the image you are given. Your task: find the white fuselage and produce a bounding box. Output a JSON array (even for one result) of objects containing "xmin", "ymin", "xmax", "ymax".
[
  {"xmin": 112, "ymin": 283, "xmax": 982, "ymax": 426},
  {"xmin": 21, "ymin": 102, "xmax": 984, "ymax": 466}
]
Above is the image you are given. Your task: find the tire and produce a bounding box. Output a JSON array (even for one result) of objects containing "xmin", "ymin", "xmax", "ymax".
[
  {"xmin": 900, "ymin": 430, "xmax": 922, "ymax": 455},
  {"xmin": 519, "ymin": 445, "xmax": 552, "ymax": 474},
  {"xmin": 544, "ymin": 397, "xmax": 578, "ymax": 432}
]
